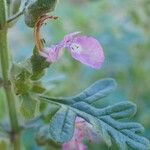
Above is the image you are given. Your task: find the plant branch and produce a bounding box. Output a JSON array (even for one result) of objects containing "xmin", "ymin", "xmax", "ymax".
[
  {"xmin": 7, "ymin": 0, "xmax": 30, "ymax": 24},
  {"xmin": 7, "ymin": 10, "xmax": 24, "ymax": 23},
  {"xmin": 0, "ymin": 0, "xmax": 20, "ymax": 149}
]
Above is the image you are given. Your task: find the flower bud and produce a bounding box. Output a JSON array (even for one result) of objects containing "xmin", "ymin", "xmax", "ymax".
[{"xmin": 24, "ymin": 0, "xmax": 58, "ymax": 27}]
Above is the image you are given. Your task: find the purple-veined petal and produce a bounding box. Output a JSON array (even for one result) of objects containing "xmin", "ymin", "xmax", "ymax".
[{"xmin": 65, "ymin": 34, "xmax": 105, "ymax": 69}]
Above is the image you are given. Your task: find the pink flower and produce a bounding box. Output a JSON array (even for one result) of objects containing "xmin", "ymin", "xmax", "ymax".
[
  {"xmin": 62, "ymin": 32, "xmax": 105, "ymax": 69},
  {"xmin": 40, "ymin": 44, "xmax": 63, "ymax": 62},
  {"xmin": 41, "ymin": 32, "xmax": 105, "ymax": 69},
  {"xmin": 34, "ymin": 15, "xmax": 105, "ymax": 69},
  {"xmin": 62, "ymin": 117, "xmax": 98, "ymax": 150}
]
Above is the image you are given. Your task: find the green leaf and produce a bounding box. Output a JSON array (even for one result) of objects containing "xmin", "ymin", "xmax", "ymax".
[
  {"xmin": 12, "ymin": 0, "xmax": 21, "ymax": 15},
  {"xmin": 10, "ymin": 63, "xmax": 24, "ymax": 79},
  {"xmin": 71, "ymin": 102, "xmax": 148, "ymax": 150},
  {"xmin": 11, "ymin": 61, "xmax": 32, "ymax": 84},
  {"xmin": 11, "ymin": 50, "xmax": 49, "ymax": 95},
  {"xmin": 14, "ymin": 71, "xmax": 31, "ymax": 95},
  {"xmin": 24, "ymin": 0, "xmax": 58, "ymax": 27},
  {"xmin": 30, "ymin": 47, "xmax": 50, "ymax": 80},
  {"xmin": 20, "ymin": 93, "xmax": 37, "ymax": 119},
  {"xmin": 49, "ymin": 106, "xmax": 76, "ymax": 143},
  {"xmin": 40, "ymin": 78, "xmax": 117, "ymax": 105},
  {"xmin": 42, "ymin": 104, "xmax": 60, "ymax": 123},
  {"xmin": 39, "ymin": 78, "xmax": 150, "ymax": 150},
  {"xmin": 71, "ymin": 78, "xmax": 117, "ymax": 104},
  {"xmin": 31, "ymin": 81, "xmax": 45, "ymax": 93}
]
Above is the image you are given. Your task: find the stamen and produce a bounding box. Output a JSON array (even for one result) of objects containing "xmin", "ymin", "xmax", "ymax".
[{"xmin": 34, "ymin": 15, "xmax": 58, "ymax": 52}]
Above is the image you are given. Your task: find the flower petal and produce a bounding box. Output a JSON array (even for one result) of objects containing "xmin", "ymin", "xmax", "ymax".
[
  {"xmin": 67, "ymin": 35, "xmax": 105, "ymax": 69},
  {"xmin": 63, "ymin": 31, "xmax": 81, "ymax": 47},
  {"xmin": 40, "ymin": 44, "xmax": 63, "ymax": 63}
]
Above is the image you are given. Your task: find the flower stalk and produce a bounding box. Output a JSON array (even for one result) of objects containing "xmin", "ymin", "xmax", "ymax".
[{"xmin": 0, "ymin": 0, "xmax": 20, "ymax": 150}]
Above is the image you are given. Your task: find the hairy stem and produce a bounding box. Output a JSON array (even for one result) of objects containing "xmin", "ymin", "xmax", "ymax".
[{"xmin": 0, "ymin": 0, "xmax": 20, "ymax": 150}]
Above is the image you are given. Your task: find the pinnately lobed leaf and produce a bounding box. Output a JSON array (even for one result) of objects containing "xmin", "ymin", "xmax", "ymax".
[
  {"xmin": 71, "ymin": 78, "xmax": 117, "ymax": 104},
  {"xmin": 40, "ymin": 78, "xmax": 117, "ymax": 105},
  {"xmin": 24, "ymin": 0, "xmax": 58, "ymax": 27},
  {"xmin": 39, "ymin": 78, "xmax": 150, "ymax": 150},
  {"xmin": 49, "ymin": 106, "xmax": 76, "ymax": 143}
]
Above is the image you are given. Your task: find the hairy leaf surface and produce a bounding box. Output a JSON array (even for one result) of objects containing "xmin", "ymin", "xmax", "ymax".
[
  {"xmin": 24, "ymin": 0, "xmax": 58, "ymax": 27},
  {"xmin": 39, "ymin": 78, "xmax": 150, "ymax": 150}
]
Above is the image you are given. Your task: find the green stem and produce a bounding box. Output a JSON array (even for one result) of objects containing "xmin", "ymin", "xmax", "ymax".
[{"xmin": 0, "ymin": 0, "xmax": 20, "ymax": 150}]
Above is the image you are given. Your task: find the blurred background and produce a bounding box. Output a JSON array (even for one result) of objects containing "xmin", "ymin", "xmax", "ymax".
[{"xmin": 0, "ymin": 0, "xmax": 150, "ymax": 149}]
